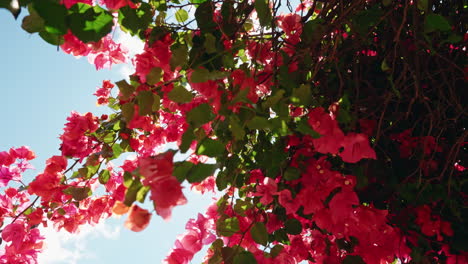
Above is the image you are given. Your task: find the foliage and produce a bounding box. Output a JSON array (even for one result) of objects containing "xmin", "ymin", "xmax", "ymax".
[{"xmin": 1, "ymin": 0, "xmax": 467, "ymax": 263}]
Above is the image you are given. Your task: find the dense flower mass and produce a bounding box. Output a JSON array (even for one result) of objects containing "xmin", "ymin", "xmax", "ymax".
[{"xmin": 1, "ymin": 0, "xmax": 466, "ymax": 263}]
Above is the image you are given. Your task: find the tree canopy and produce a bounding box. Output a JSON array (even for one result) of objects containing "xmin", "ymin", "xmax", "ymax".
[{"xmin": 0, "ymin": 0, "xmax": 466, "ymax": 263}]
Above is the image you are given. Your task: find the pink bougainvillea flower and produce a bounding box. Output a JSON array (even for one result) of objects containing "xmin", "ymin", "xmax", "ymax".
[
  {"xmin": 0, "ymin": 166, "xmax": 14, "ymax": 187},
  {"xmin": 0, "ymin": 151, "xmax": 14, "ymax": 166},
  {"xmin": 307, "ymin": 107, "xmax": 336, "ymax": 135},
  {"xmin": 150, "ymin": 176, "xmax": 187, "ymax": 220},
  {"xmin": 339, "ymin": 133, "xmax": 377, "ymax": 163},
  {"xmin": 2, "ymin": 222, "xmax": 26, "ymax": 243},
  {"xmin": 9, "ymin": 146, "xmax": 36, "ymax": 160},
  {"xmin": 44, "ymin": 155, "xmax": 68, "ymax": 174},
  {"xmin": 94, "ymin": 80, "xmax": 114, "ymax": 105},
  {"xmin": 164, "ymin": 246, "xmax": 194, "ymax": 264},
  {"xmin": 278, "ymin": 189, "xmax": 300, "ymax": 215},
  {"xmin": 62, "ymin": 0, "xmax": 92, "ymax": 9},
  {"xmin": 252, "ymin": 177, "xmax": 278, "ymax": 205},
  {"xmin": 190, "ymin": 176, "xmax": 216, "ymax": 194},
  {"xmin": 124, "ymin": 204, "xmax": 152, "ymax": 232},
  {"xmin": 28, "ymin": 172, "xmax": 62, "ymax": 201},
  {"xmin": 99, "ymin": 0, "xmax": 136, "ymax": 10},
  {"xmin": 139, "ymin": 151, "xmax": 174, "ymax": 185}
]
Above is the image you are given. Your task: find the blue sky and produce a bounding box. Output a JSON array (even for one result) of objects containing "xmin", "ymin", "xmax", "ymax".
[{"xmin": 0, "ymin": 9, "xmax": 214, "ymax": 264}]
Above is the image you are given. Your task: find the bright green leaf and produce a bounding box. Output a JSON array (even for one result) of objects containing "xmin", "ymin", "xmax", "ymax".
[
  {"xmin": 68, "ymin": 4, "xmax": 114, "ymax": 43},
  {"xmin": 175, "ymin": 9, "xmax": 189, "ymax": 23},
  {"xmin": 197, "ymin": 138, "xmax": 225, "ymax": 157},
  {"xmin": 124, "ymin": 178, "xmax": 142, "ymax": 206},
  {"xmin": 216, "ymin": 217, "xmax": 239, "ymax": 237},
  {"xmin": 33, "ymin": 0, "xmax": 67, "ymax": 35},
  {"xmin": 99, "ymin": 169, "xmax": 111, "ymax": 184},
  {"xmin": 136, "ymin": 185, "xmax": 151, "ymax": 203},
  {"xmin": 118, "ymin": 3, "xmax": 153, "ymax": 36},
  {"xmin": 39, "ymin": 30, "xmax": 64, "ymax": 45}
]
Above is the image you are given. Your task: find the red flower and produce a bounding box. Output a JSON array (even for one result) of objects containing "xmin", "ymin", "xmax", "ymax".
[{"xmin": 339, "ymin": 133, "xmax": 377, "ymax": 163}]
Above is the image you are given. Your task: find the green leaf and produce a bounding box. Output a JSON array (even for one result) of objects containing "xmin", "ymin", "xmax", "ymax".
[
  {"xmin": 136, "ymin": 185, "xmax": 151, "ymax": 203},
  {"xmin": 254, "ymin": 0, "xmax": 271, "ymax": 28},
  {"xmin": 173, "ymin": 161, "xmax": 217, "ymax": 183},
  {"xmin": 111, "ymin": 143, "xmax": 123, "ymax": 160},
  {"xmin": 250, "ymin": 222, "xmax": 268, "ymax": 246},
  {"xmin": 296, "ymin": 119, "xmax": 321, "ymax": 138},
  {"xmin": 179, "ymin": 129, "xmax": 195, "ymax": 153},
  {"xmin": 39, "ymin": 30, "xmax": 64, "ymax": 45},
  {"xmin": 170, "ymin": 43, "xmax": 188, "ymax": 70},
  {"xmin": 118, "ymin": 3, "xmax": 153, "ymax": 36},
  {"xmin": 425, "ymin": 14, "xmax": 451, "ymax": 32},
  {"xmin": 64, "ymin": 187, "xmax": 92, "ymax": 201},
  {"xmin": 33, "ymin": 0, "xmax": 67, "ymax": 35},
  {"xmin": 284, "ymin": 218, "xmax": 302, "ymax": 235},
  {"xmin": 191, "ymin": 67, "xmax": 210, "ymax": 83},
  {"xmin": 233, "ymin": 199, "xmax": 253, "ymax": 216},
  {"xmin": 246, "ymin": 116, "xmax": 270, "ymax": 130},
  {"xmin": 229, "ymin": 116, "xmax": 245, "ymax": 141},
  {"xmin": 21, "ymin": 10, "xmax": 45, "ymax": 33},
  {"xmin": 217, "ymin": 217, "xmax": 240, "ymax": 237},
  {"xmin": 197, "ymin": 138, "xmax": 225, "ymax": 157},
  {"xmin": 121, "ymin": 102, "xmax": 134, "ymax": 123},
  {"xmin": 417, "ymin": 0, "xmax": 428, "ymax": 12},
  {"xmin": 146, "ymin": 67, "xmax": 163, "ymax": 85},
  {"xmin": 68, "ymin": 4, "xmax": 114, "ymax": 43},
  {"xmin": 233, "ymin": 251, "xmax": 257, "ymax": 264},
  {"xmin": 116, "ymin": 79, "xmax": 135, "ymax": 100},
  {"xmin": 137, "ymin": 91, "xmax": 155, "ymax": 116},
  {"xmin": 301, "ymin": 19, "xmax": 325, "ymax": 44},
  {"xmin": 352, "ymin": 5, "xmax": 382, "ymax": 36},
  {"xmin": 0, "ymin": 0, "xmax": 21, "ymax": 18},
  {"xmin": 98, "ymin": 169, "xmax": 111, "ymax": 184},
  {"xmin": 291, "ymin": 84, "xmax": 312, "ymax": 106},
  {"xmin": 175, "ymin": 9, "xmax": 188, "ymax": 23},
  {"xmin": 204, "ymin": 33, "xmax": 217, "ymax": 53},
  {"xmin": 186, "ymin": 103, "xmax": 215, "ymax": 127},
  {"xmin": 168, "ymin": 85, "xmax": 194, "ymax": 103},
  {"xmin": 273, "ymin": 229, "xmax": 289, "ymax": 243},
  {"xmin": 284, "ymin": 167, "xmax": 301, "ymax": 181},
  {"xmin": 195, "ymin": 1, "xmax": 216, "ymax": 32},
  {"xmin": 262, "ymin": 90, "xmax": 284, "ymax": 109},
  {"xmin": 270, "ymin": 244, "xmax": 284, "ymax": 258},
  {"xmin": 124, "ymin": 178, "xmax": 142, "ymax": 206}
]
